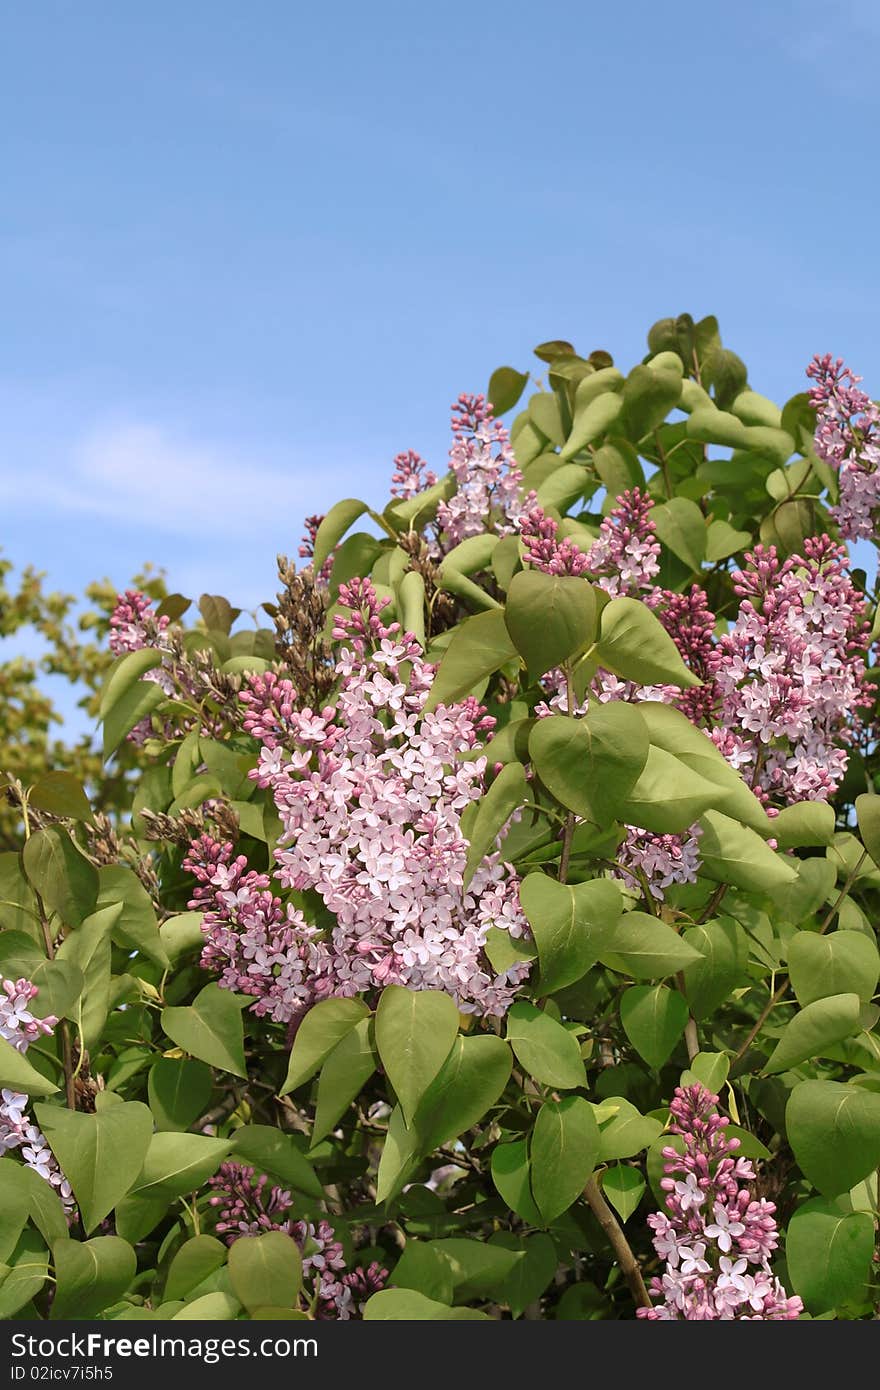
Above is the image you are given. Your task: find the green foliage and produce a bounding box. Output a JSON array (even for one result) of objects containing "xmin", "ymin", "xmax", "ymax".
[{"xmin": 3, "ymin": 312, "xmax": 880, "ymax": 1322}]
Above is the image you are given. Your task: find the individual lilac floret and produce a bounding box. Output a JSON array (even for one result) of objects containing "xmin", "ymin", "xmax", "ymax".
[
  {"xmin": 207, "ymin": 1161, "xmax": 388, "ymax": 1319},
  {"xmin": 808, "ymin": 353, "xmax": 880, "ymax": 542},
  {"xmin": 0, "ymin": 977, "xmax": 74, "ymax": 1210},
  {"xmin": 436, "ymin": 393, "xmax": 530, "ymax": 544},
  {"xmin": 638, "ymin": 1084, "xmax": 802, "ymax": 1320}
]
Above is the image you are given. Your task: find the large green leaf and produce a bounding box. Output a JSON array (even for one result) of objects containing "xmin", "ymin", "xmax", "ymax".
[
  {"xmin": 375, "ymin": 987, "xmax": 459, "ymax": 1126},
  {"xmin": 281, "ymin": 996, "xmax": 370, "ymax": 1095},
  {"xmin": 312, "ymin": 499, "xmax": 369, "ymax": 574},
  {"xmin": 786, "ymin": 1081, "xmax": 880, "ymax": 1196},
  {"xmin": 528, "ymin": 705, "xmax": 649, "ymax": 827},
  {"xmin": 364, "ymin": 1288, "xmax": 489, "ymax": 1320},
  {"xmin": 786, "ymin": 1198, "xmax": 874, "ymax": 1315},
  {"xmin": 594, "ymin": 597, "xmax": 700, "ymax": 689},
  {"xmin": 228, "ymin": 1232, "xmax": 303, "ymax": 1314},
  {"xmin": 764, "ymin": 994, "xmax": 862, "ymax": 1075},
  {"xmin": 228, "ymin": 1126, "xmax": 324, "ymax": 1200},
  {"xmin": 491, "ymin": 1139, "xmax": 541, "ymax": 1224},
  {"xmin": 0, "ymin": 1228, "xmax": 49, "ymax": 1318},
  {"xmin": 147, "ymin": 1057, "xmax": 214, "ymax": 1132},
  {"xmin": 697, "ymin": 810, "xmax": 797, "ymax": 892},
  {"xmin": 620, "ymin": 984, "xmax": 689, "ymax": 1069},
  {"xmin": 616, "ymin": 362, "xmax": 682, "ymax": 443},
  {"xmin": 414, "ymin": 1034, "xmax": 512, "ymax": 1153},
  {"xmin": 855, "ymin": 792, "xmax": 880, "ymax": 868},
  {"xmin": 35, "ymin": 1101, "xmax": 153, "ymax": 1233},
  {"xmin": 103, "ymin": 679, "xmax": 165, "ymax": 759},
  {"xmin": 596, "ymin": 1097, "xmax": 663, "ymax": 1161},
  {"xmin": 681, "ymin": 917, "xmax": 746, "ymax": 1019},
  {"xmin": 636, "ymin": 702, "xmax": 769, "ymax": 834},
  {"xmin": 651, "ymin": 497, "xmax": 706, "ymax": 571},
  {"xmin": 29, "ymin": 772, "xmax": 94, "ymax": 825},
  {"xmin": 129, "ymin": 1132, "xmax": 232, "ymax": 1200},
  {"xmin": 463, "ymin": 762, "xmax": 527, "ymax": 888},
  {"xmin": 22, "ymin": 827, "xmax": 98, "ymax": 928},
  {"xmin": 429, "ymin": 1238, "xmax": 524, "ymax": 1302},
  {"xmin": 504, "ymin": 570, "xmax": 598, "ymax": 680},
  {"xmin": 423, "ymin": 610, "xmax": 517, "ymax": 712},
  {"xmin": 599, "ymin": 911, "xmax": 703, "ymax": 979},
  {"xmin": 771, "ymin": 801, "xmax": 836, "ymax": 849},
  {"xmin": 617, "ymin": 745, "xmax": 718, "ymax": 834},
  {"xmin": 520, "ymin": 873, "xmax": 621, "ymax": 995},
  {"xmin": 530, "ymin": 1097, "xmax": 599, "ymax": 1223},
  {"xmin": 0, "ymin": 1035, "xmax": 58, "ymax": 1096},
  {"xmin": 96, "ymin": 865, "xmax": 170, "ymax": 968},
  {"xmin": 51, "ymin": 1236, "xmax": 137, "ymax": 1321},
  {"xmin": 161, "ymin": 983, "xmax": 248, "ymax": 1078},
  {"xmin": 788, "ymin": 931, "xmax": 880, "ymax": 1007},
  {"xmin": 488, "ymin": 366, "xmax": 529, "ymax": 417},
  {"xmin": 164, "ymin": 1236, "xmax": 228, "ymax": 1304},
  {"xmin": 506, "ymin": 1002, "xmax": 585, "ymax": 1089},
  {"xmin": 489, "ymin": 1232, "xmax": 557, "ymax": 1319},
  {"xmin": 0, "ymin": 1159, "xmax": 31, "ymax": 1262},
  {"xmin": 312, "ymin": 1016, "xmax": 377, "ymax": 1143}
]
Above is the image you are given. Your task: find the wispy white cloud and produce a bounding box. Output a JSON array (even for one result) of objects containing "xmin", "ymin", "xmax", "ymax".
[{"xmin": 1, "ymin": 418, "xmax": 367, "ymax": 539}]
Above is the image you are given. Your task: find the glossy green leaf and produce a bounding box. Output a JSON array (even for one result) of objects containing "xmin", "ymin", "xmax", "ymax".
[
  {"xmin": 490, "ymin": 1232, "xmax": 557, "ymax": 1318},
  {"xmin": 29, "ymin": 772, "xmax": 94, "ymax": 824},
  {"xmin": 506, "ymin": 1002, "xmax": 585, "ymax": 1089},
  {"xmin": 51, "ymin": 1236, "xmax": 136, "ymax": 1321},
  {"xmin": 600, "ymin": 1166, "xmax": 645, "ymax": 1223},
  {"xmin": 504, "ymin": 570, "xmax": 597, "ymax": 681},
  {"xmin": 162, "ymin": 983, "xmax": 248, "ymax": 1078},
  {"xmin": 651, "ymin": 497, "xmax": 706, "ymax": 571},
  {"xmin": 228, "ymin": 1231, "xmax": 303, "ymax": 1314},
  {"xmin": 594, "ymin": 597, "xmax": 700, "ymax": 690},
  {"xmin": 96, "ymin": 865, "xmax": 169, "ymax": 968},
  {"xmin": 599, "ymin": 911, "xmax": 703, "ymax": 979},
  {"xmin": 491, "ymin": 1139, "xmax": 541, "ymax": 1224},
  {"xmin": 681, "ymin": 917, "xmax": 746, "ymax": 1019},
  {"xmin": 164, "ymin": 1236, "xmax": 228, "ymax": 1304},
  {"xmin": 617, "ymin": 745, "xmax": 718, "ymax": 834},
  {"xmin": 22, "ymin": 827, "xmax": 98, "ymax": 929},
  {"xmin": 620, "ymin": 985, "xmax": 689, "ymax": 1069},
  {"xmin": 423, "ymin": 610, "xmax": 517, "ymax": 712},
  {"xmin": 129, "ymin": 1132, "xmax": 232, "ymax": 1200},
  {"xmin": 697, "ymin": 810, "xmax": 797, "ymax": 892},
  {"xmin": 855, "ymin": 792, "xmax": 880, "ymax": 869},
  {"xmin": 519, "ymin": 873, "xmax": 621, "ymax": 995},
  {"xmin": 312, "ymin": 1016, "xmax": 377, "ymax": 1143},
  {"xmin": 771, "ymin": 801, "xmax": 836, "ymax": 849},
  {"xmin": 0, "ymin": 1229, "xmax": 49, "ymax": 1318},
  {"xmin": 414, "ymin": 1034, "xmax": 512, "ymax": 1153},
  {"xmin": 0, "ymin": 1159, "xmax": 31, "ymax": 1262},
  {"xmin": 375, "ymin": 987, "xmax": 459, "ymax": 1126},
  {"xmin": 463, "ymin": 762, "xmax": 527, "ymax": 888},
  {"xmin": 530, "ymin": 1096, "xmax": 599, "ymax": 1223},
  {"xmin": 34, "ymin": 1101, "xmax": 153, "ymax": 1232},
  {"xmin": 786, "ymin": 1081, "xmax": 880, "ymax": 1196},
  {"xmin": 636, "ymin": 701, "xmax": 769, "ymax": 834},
  {"xmin": 528, "ymin": 705, "xmax": 649, "ymax": 827},
  {"xmin": 488, "ymin": 366, "xmax": 529, "ymax": 417},
  {"xmin": 148, "ymin": 1057, "xmax": 214, "ymax": 1132},
  {"xmin": 228, "ymin": 1126, "xmax": 324, "ymax": 1200},
  {"xmin": 312, "ymin": 499, "xmax": 369, "ymax": 574},
  {"xmin": 364, "ymin": 1288, "xmax": 489, "ymax": 1320},
  {"xmin": 596, "ymin": 1097, "xmax": 663, "ymax": 1162},
  {"xmin": 786, "ymin": 1198, "xmax": 874, "ymax": 1315},
  {"xmin": 788, "ymin": 931, "xmax": 880, "ymax": 1007},
  {"xmin": 0, "ymin": 1035, "xmax": 58, "ymax": 1096},
  {"xmin": 764, "ymin": 994, "xmax": 862, "ymax": 1074},
  {"xmin": 281, "ymin": 996, "xmax": 370, "ymax": 1095}
]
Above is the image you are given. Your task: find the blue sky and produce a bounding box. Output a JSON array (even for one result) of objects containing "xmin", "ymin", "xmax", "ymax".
[{"xmin": 2, "ymin": 0, "xmax": 879, "ymax": 681}]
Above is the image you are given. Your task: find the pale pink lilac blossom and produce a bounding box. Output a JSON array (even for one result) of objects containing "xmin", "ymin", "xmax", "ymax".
[
  {"xmin": 0, "ymin": 977, "xmax": 74, "ymax": 1209},
  {"xmin": 638, "ymin": 1084, "xmax": 802, "ymax": 1320},
  {"xmin": 436, "ymin": 394, "xmax": 531, "ymax": 545},
  {"xmin": 808, "ymin": 353, "xmax": 880, "ymax": 542},
  {"xmin": 195, "ymin": 577, "xmax": 530, "ymax": 1019}
]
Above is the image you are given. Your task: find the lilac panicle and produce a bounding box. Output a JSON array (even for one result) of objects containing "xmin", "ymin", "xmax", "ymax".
[
  {"xmin": 639, "ymin": 1084, "xmax": 802, "ymax": 1320},
  {"xmin": 0, "ymin": 977, "xmax": 74, "ymax": 1210}
]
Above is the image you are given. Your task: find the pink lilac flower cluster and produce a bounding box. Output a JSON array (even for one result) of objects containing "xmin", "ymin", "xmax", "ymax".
[
  {"xmin": 712, "ymin": 539, "xmax": 872, "ymax": 804},
  {"xmin": 195, "ymin": 577, "xmax": 530, "ymax": 1018},
  {"xmin": 518, "ymin": 504, "xmax": 591, "ymax": 577},
  {"xmin": 390, "ymin": 449, "xmax": 438, "ymax": 500},
  {"xmin": 581, "ymin": 486, "xmax": 661, "ymax": 600},
  {"xmin": 808, "ymin": 353, "xmax": 880, "ymax": 542},
  {"xmin": 0, "ymin": 977, "xmax": 74, "ymax": 1209},
  {"xmin": 435, "ymin": 394, "xmax": 530, "ymax": 545},
  {"xmin": 298, "ymin": 514, "xmax": 334, "ymax": 583},
  {"xmin": 639, "ymin": 1084, "xmax": 802, "ymax": 1320},
  {"xmin": 207, "ymin": 1161, "xmax": 387, "ymax": 1319},
  {"xmin": 615, "ymin": 825, "xmax": 703, "ymax": 899}
]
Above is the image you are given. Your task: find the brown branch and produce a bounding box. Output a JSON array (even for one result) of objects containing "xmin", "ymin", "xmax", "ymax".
[{"xmin": 583, "ymin": 1175, "xmax": 652, "ymax": 1310}]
